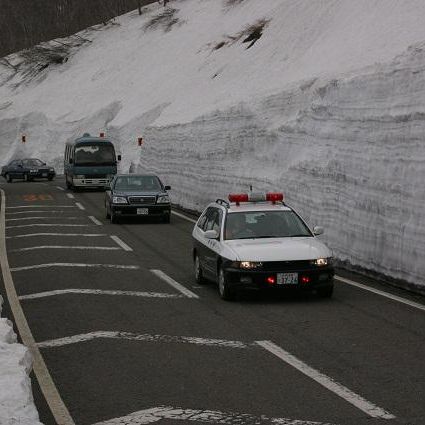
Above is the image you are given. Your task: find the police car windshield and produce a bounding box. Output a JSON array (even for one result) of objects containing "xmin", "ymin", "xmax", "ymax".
[
  {"xmin": 114, "ymin": 176, "xmax": 161, "ymax": 191},
  {"xmin": 224, "ymin": 210, "xmax": 312, "ymax": 240}
]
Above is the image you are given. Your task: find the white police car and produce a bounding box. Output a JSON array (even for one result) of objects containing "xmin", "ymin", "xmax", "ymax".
[{"xmin": 192, "ymin": 192, "xmax": 334, "ymax": 300}]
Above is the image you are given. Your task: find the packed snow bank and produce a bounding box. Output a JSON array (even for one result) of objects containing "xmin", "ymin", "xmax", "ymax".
[
  {"xmin": 0, "ymin": 295, "xmax": 43, "ymax": 425},
  {"xmin": 0, "ymin": 0, "xmax": 425, "ymax": 288}
]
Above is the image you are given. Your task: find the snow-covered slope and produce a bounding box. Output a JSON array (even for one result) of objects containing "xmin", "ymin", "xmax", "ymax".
[{"xmin": 1, "ymin": 0, "xmax": 425, "ymax": 287}]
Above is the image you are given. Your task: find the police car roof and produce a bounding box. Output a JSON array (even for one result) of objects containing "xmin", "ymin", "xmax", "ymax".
[{"xmin": 226, "ymin": 203, "xmax": 292, "ymax": 213}]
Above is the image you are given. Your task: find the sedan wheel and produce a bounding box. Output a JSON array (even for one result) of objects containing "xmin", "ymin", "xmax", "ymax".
[
  {"xmin": 5, "ymin": 174, "xmax": 12, "ymax": 183},
  {"xmin": 110, "ymin": 209, "xmax": 118, "ymax": 224},
  {"xmin": 105, "ymin": 201, "xmax": 111, "ymax": 219},
  {"xmin": 194, "ymin": 255, "xmax": 205, "ymax": 285},
  {"xmin": 218, "ymin": 266, "xmax": 235, "ymax": 301}
]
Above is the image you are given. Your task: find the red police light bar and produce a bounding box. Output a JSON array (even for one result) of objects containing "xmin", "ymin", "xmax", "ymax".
[
  {"xmin": 228, "ymin": 194, "xmax": 249, "ymax": 205},
  {"xmin": 266, "ymin": 192, "xmax": 284, "ymax": 203}
]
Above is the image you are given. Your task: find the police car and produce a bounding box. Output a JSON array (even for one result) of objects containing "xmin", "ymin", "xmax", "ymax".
[{"xmin": 192, "ymin": 192, "xmax": 334, "ymax": 300}]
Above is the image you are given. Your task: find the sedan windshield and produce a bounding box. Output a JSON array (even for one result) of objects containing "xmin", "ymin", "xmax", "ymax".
[
  {"xmin": 22, "ymin": 159, "xmax": 44, "ymax": 167},
  {"xmin": 114, "ymin": 176, "xmax": 161, "ymax": 191},
  {"xmin": 75, "ymin": 144, "xmax": 115, "ymax": 165},
  {"xmin": 224, "ymin": 210, "xmax": 312, "ymax": 240}
]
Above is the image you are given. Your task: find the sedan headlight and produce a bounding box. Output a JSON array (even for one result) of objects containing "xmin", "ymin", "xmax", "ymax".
[
  {"xmin": 30, "ymin": 169, "xmax": 38, "ymax": 173},
  {"xmin": 312, "ymin": 257, "xmax": 332, "ymax": 266},
  {"xmin": 231, "ymin": 261, "xmax": 263, "ymax": 269},
  {"xmin": 112, "ymin": 196, "xmax": 128, "ymax": 204},
  {"xmin": 157, "ymin": 194, "xmax": 170, "ymax": 204},
  {"xmin": 49, "ymin": 168, "xmax": 54, "ymax": 171}
]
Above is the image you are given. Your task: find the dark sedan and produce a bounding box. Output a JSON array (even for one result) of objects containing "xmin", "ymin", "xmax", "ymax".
[
  {"xmin": 105, "ymin": 174, "xmax": 171, "ymax": 223},
  {"xmin": 1, "ymin": 158, "xmax": 56, "ymax": 182}
]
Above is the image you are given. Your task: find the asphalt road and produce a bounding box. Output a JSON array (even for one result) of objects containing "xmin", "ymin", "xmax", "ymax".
[{"xmin": 0, "ymin": 177, "xmax": 424, "ymax": 425}]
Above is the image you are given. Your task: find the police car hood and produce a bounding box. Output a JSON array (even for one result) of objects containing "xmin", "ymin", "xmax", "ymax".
[{"xmin": 225, "ymin": 237, "xmax": 331, "ymax": 261}]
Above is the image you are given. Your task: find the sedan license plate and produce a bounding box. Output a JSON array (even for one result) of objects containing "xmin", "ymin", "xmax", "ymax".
[
  {"xmin": 42, "ymin": 173, "xmax": 47, "ymax": 177},
  {"xmin": 136, "ymin": 208, "xmax": 149, "ymax": 215},
  {"xmin": 277, "ymin": 272, "xmax": 298, "ymax": 285}
]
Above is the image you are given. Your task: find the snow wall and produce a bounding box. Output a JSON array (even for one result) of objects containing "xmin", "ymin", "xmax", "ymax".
[{"xmin": 0, "ymin": 295, "xmax": 43, "ymax": 424}]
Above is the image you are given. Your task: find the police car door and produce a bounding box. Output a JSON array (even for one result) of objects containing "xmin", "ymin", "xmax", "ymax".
[{"xmin": 203, "ymin": 207, "xmax": 223, "ymax": 279}]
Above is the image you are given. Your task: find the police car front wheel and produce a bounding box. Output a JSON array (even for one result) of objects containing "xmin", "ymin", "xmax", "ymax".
[
  {"xmin": 194, "ymin": 254, "xmax": 206, "ymax": 285},
  {"xmin": 218, "ymin": 266, "xmax": 235, "ymax": 301}
]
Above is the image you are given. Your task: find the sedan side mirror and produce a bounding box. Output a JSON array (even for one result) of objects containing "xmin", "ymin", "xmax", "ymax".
[
  {"xmin": 204, "ymin": 230, "xmax": 219, "ymax": 239},
  {"xmin": 313, "ymin": 226, "xmax": 324, "ymax": 236},
  {"xmin": 164, "ymin": 185, "xmax": 171, "ymax": 190}
]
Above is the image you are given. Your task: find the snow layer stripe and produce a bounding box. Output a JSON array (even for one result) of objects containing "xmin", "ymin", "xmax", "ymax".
[
  {"xmin": 18, "ymin": 289, "xmax": 183, "ymax": 300},
  {"xmin": 150, "ymin": 269, "xmax": 199, "ymax": 298},
  {"xmin": 37, "ymin": 331, "xmax": 251, "ymax": 349},
  {"xmin": 90, "ymin": 405, "xmax": 337, "ymax": 425},
  {"xmin": 10, "ymin": 263, "xmax": 140, "ymax": 272},
  {"xmin": 0, "ymin": 189, "xmax": 76, "ymax": 425},
  {"xmin": 257, "ymin": 340, "xmax": 396, "ymax": 420}
]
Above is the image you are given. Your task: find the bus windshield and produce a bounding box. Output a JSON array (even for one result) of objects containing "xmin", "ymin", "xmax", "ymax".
[{"xmin": 74, "ymin": 144, "xmax": 115, "ymax": 166}]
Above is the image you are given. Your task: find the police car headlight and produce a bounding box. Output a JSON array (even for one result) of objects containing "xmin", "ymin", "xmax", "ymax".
[
  {"xmin": 239, "ymin": 261, "xmax": 263, "ymax": 269},
  {"xmin": 312, "ymin": 257, "xmax": 332, "ymax": 266},
  {"xmin": 112, "ymin": 196, "xmax": 128, "ymax": 204},
  {"xmin": 157, "ymin": 194, "xmax": 170, "ymax": 204}
]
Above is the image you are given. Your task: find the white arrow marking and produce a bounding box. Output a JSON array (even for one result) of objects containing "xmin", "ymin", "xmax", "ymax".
[
  {"xmin": 10, "ymin": 246, "xmax": 120, "ymax": 252},
  {"xmin": 91, "ymin": 406, "xmax": 337, "ymax": 425},
  {"xmin": 10, "ymin": 263, "xmax": 139, "ymax": 272}
]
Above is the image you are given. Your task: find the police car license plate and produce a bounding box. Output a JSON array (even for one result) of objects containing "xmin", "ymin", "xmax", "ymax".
[
  {"xmin": 136, "ymin": 208, "xmax": 148, "ymax": 215},
  {"xmin": 277, "ymin": 272, "xmax": 298, "ymax": 285}
]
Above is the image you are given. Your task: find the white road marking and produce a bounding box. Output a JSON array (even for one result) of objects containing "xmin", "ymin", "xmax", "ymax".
[
  {"xmin": 6, "ymin": 205, "xmax": 76, "ymax": 209},
  {"xmin": 6, "ymin": 216, "xmax": 82, "ymax": 221},
  {"xmin": 56, "ymin": 186, "xmax": 65, "ymax": 191},
  {"xmin": 110, "ymin": 235, "xmax": 133, "ymax": 251},
  {"xmin": 88, "ymin": 215, "xmax": 103, "ymax": 225},
  {"xmin": 150, "ymin": 269, "xmax": 199, "ymax": 299},
  {"xmin": 66, "ymin": 193, "xmax": 74, "ymax": 199},
  {"xmin": 75, "ymin": 202, "xmax": 85, "ymax": 210},
  {"xmin": 6, "ymin": 233, "xmax": 107, "ymax": 239},
  {"xmin": 171, "ymin": 210, "xmax": 197, "ymax": 224},
  {"xmin": 10, "ymin": 246, "xmax": 121, "ymax": 252},
  {"xmin": 6, "ymin": 210, "xmax": 73, "ymax": 215},
  {"xmin": 91, "ymin": 406, "xmax": 336, "ymax": 425},
  {"xmin": 335, "ymin": 275, "xmax": 425, "ymax": 312},
  {"xmin": 38, "ymin": 331, "xmax": 251, "ymax": 349},
  {"xmin": 10, "ymin": 263, "xmax": 140, "ymax": 272},
  {"xmin": 19, "ymin": 289, "xmax": 183, "ymax": 300},
  {"xmin": 256, "ymin": 340, "xmax": 395, "ymax": 420},
  {"xmin": 6, "ymin": 223, "xmax": 92, "ymax": 229},
  {"xmin": 0, "ymin": 189, "xmax": 76, "ymax": 425}
]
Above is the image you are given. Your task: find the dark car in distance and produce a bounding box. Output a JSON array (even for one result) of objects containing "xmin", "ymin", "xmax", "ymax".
[
  {"xmin": 1, "ymin": 158, "xmax": 56, "ymax": 182},
  {"xmin": 105, "ymin": 174, "xmax": 171, "ymax": 223}
]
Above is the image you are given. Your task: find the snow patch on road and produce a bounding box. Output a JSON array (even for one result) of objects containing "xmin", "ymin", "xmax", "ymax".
[{"xmin": 0, "ymin": 295, "xmax": 43, "ymax": 425}]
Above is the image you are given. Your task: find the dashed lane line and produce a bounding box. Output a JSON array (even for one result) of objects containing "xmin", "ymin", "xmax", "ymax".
[
  {"xmin": 18, "ymin": 289, "xmax": 184, "ymax": 300},
  {"xmin": 37, "ymin": 331, "xmax": 251, "ymax": 349},
  {"xmin": 75, "ymin": 202, "xmax": 85, "ymax": 210},
  {"xmin": 66, "ymin": 193, "xmax": 74, "ymax": 199},
  {"xmin": 6, "ymin": 223, "xmax": 93, "ymax": 229},
  {"xmin": 0, "ymin": 188, "xmax": 76, "ymax": 425},
  {"xmin": 91, "ymin": 405, "xmax": 337, "ymax": 425},
  {"xmin": 56, "ymin": 186, "xmax": 65, "ymax": 191},
  {"xmin": 6, "ymin": 233, "xmax": 108, "ymax": 239},
  {"xmin": 171, "ymin": 210, "xmax": 197, "ymax": 224},
  {"xmin": 110, "ymin": 235, "xmax": 133, "ymax": 251},
  {"xmin": 335, "ymin": 276, "xmax": 425, "ymax": 312},
  {"xmin": 6, "ymin": 210, "xmax": 75, "ymax": 215},
  {"xmin": 10, "ymin": 263, "xmax": 140, "ymax": 272},
  {"xmin": 6, "ymin": 205, "xmax": 76, "ymax": 209},
  {"xmin": 88, "ymin": 215, "xmax": 103, "ymax": 225},
  {"xmin": 10, "ymin": 246, "xmax": 121, "ymax": 252},
  {"xmin": 150, "ymin": 269, "xmax": 199, "ymax": 299},
  {"xmin": 6, "ymin": 216, "xmax": 83, "ymax": 221},
  {"xmin": 257, "ymin": 340, "xmax": 395, "ymax": 420}
]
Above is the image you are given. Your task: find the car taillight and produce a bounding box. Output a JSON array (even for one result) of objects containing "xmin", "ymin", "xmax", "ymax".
[
  {"xmin": 301, "ymin": 276, "xmax": 311, "ymax": 284},
  {"xmin": 266, "ymin": 276, "xmax": 276, "ymax": 285}
]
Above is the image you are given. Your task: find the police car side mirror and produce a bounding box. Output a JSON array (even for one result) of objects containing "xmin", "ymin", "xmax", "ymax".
[
  {"xmin": 204, "ymin": 230, "xmax": 219, "ymax": 239},
  {"xmin": 313, "ymin": 226, "xmax": 324, "ymax": 235}
]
